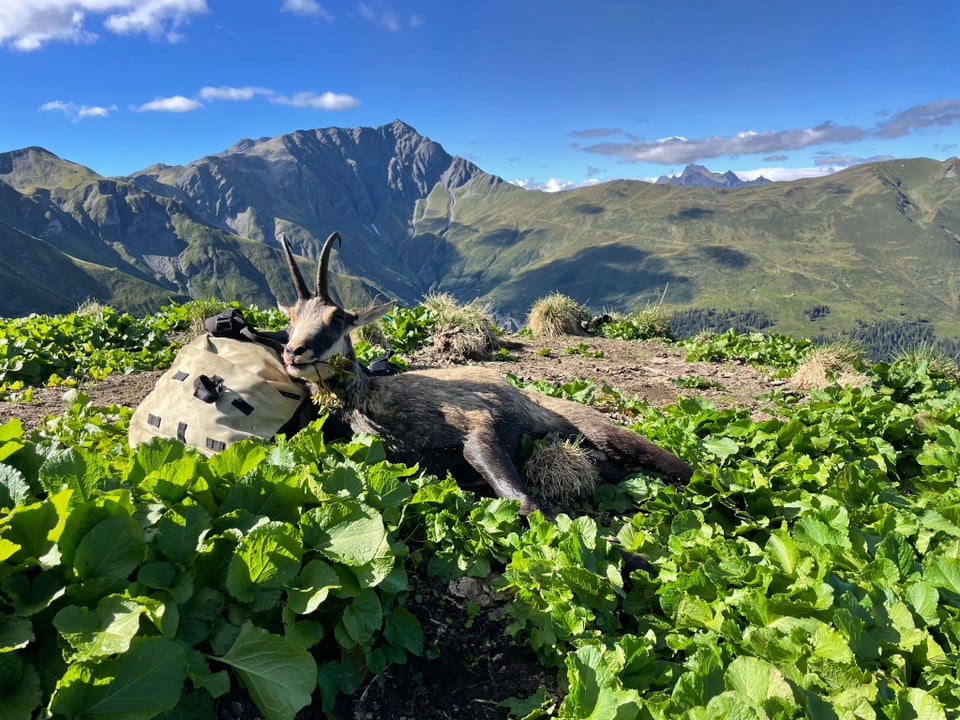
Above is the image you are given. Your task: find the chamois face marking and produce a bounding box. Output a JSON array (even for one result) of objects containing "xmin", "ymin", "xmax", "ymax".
[{"xmin": 281, "ymin": 301, "xmax": 355, "ymax": 383}]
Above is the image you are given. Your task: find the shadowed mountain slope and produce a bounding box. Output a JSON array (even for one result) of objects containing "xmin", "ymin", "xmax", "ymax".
[{"xmin": 2, "ymin": 125, "xmax": 959, "ymax": 340}]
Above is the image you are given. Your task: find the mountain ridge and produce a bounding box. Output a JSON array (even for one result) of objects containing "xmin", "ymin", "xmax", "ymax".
[
  {"xmin": 1, "ymin": 123, "xmax": 959, "ymax": 342},
  {"xmin": 655, "ymin": 163, "xmax": 771, "ymax": 188}
]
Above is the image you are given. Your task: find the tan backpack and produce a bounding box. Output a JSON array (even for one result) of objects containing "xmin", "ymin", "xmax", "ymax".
[{"xmin": 128, "ymin": 331, "xmax": 313, "ymax": 455}]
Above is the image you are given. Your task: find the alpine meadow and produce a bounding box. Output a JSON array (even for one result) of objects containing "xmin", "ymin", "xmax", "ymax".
[{"xmin": 3, "ymin": 121, "xmax": 960, "ymax": 720}]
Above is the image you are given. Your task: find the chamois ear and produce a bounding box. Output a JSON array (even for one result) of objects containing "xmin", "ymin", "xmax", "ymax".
[{"xmin": 349, "ymin": 301, "xmax": 397, "ymax": 329}]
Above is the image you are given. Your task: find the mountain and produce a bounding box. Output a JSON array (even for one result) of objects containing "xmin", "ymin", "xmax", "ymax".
[
  {"xmin": 2, "ymin": 123, "xmax": 960, "ymax": 343},
  {"xmin": 656, "ymin": 164, "xmax": 771, "ymax": 188}
]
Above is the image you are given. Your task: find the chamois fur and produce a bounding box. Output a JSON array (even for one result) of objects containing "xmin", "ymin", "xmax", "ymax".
[{"xmin": 278, "ymin": 233, "xmax": 693, "ymax": 514}]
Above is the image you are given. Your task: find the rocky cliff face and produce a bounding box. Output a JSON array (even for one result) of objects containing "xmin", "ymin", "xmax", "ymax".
[
  {"xmin": 129, "ymin": 119, "xmax": 497, "ymax": 254},
  {"xmin": 0, "ymin": 122, "xmax": 502, "ymax": 315}
]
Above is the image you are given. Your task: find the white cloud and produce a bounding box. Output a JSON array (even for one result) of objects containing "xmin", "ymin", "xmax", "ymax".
[
  {"xmin": 583, "ymin": 123, "xmax": 867, "ymax": 165},
  {"xmin": 272, "ymin": 91, "xmax": 359, "ymax": 110},
  {"xmin": 39, "ymin": 99, "xmax": 116, "ymax": 120},
  {"xmin": 357, "ymin": 2, "xmax": 420, "ymax": 31},
  {"xmin": 509, "ymin": 177, "xmax": 601, "ymax": 192},
  {"xmin": 0, "ymin": 0, "xmax": 209, "ymax": 50},
  {"xmin": 134, "ymin": 95, "xmax": 202, "ymax": 112},
  {"xmin": 280, "ymin": 0, "xmax": 333, "ymax": 20},
  {"xmin": 734, "ymin": 166, "xmax": 838, "ymax": 182},
  {"xmin": 579, "ymin": 98, "xmax": 960, "ymax": 166},
  {"xmin": 198, "ymin": 85, "xmax": 272, "ymax": 101}
]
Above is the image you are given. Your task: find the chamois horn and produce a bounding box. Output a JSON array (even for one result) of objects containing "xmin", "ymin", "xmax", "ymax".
[
  {"xmin": 317, "ymin": 232, "xmax": 342, "ymax": 304},
  {"xmin": 279, "ymin": 236, "xmax": 311, "ymax": 301}
]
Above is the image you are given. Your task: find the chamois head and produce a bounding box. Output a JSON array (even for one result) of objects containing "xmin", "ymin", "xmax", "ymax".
[{"xmin": 278, "ymin": 232, "xmax": 394, "ymax": 383}]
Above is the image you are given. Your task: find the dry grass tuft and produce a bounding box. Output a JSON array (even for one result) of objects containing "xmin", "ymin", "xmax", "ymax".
[
  {"xmin": 522, "ymin": 435, "xmax": 599, "ymax": 508},
  {"xmin": 527, "ymin": 292, "xmax": 589, "ymax": 337},
  {"xmin": 423, "ymin": 292, "xmax": 499, "ymax": 362},
  {"xmin": 790, "ymin": 341, "xmax": 870, "ymax": 390}
]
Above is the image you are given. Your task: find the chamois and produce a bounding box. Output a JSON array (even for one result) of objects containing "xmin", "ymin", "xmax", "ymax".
[{"xmin": 279, "ymin": 233, "xmax": 693, "ymax": 514}]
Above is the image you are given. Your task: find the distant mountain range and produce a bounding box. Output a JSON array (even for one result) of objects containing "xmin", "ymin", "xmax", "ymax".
[
  {"xmin": 655, "ymin": 164, "xmax": 771, "ymax": 188},
  {"xmin": 2, "ymin": 120, "xmax": 960, "ymax": 341}
]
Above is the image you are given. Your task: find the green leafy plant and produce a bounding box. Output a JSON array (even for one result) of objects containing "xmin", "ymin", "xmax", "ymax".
[
  {"xmin": 565, "ymin": 342, "xmax": 604, "ymax": 359},
  {"xmin": 4, "ymin": 312, "xmax": 960, "ymax": 718},
  {"xmin": 601, "ymin": 305, "xmax": 673, "ymax": 341}
]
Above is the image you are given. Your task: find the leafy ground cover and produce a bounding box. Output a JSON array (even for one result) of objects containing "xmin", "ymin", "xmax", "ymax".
[{"xmin": 2, "ymin": 304, "xmax": 960, "ymax": 719}]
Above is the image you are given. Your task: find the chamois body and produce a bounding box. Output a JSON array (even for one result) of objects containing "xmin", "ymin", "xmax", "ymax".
[{"xmin": 278, "ymin": 233, "xmax": 693, "ymax": 514}]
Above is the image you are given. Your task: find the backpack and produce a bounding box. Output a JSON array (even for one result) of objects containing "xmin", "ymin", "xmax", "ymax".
[{"xmin": 128, "ymin": 310, "xmax": 313, "ymax": 455}]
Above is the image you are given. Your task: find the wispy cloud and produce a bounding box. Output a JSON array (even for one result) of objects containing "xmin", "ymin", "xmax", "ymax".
[
  {"xmin": 357, "ymin": 2, "xmax": 421, "ymax": 31},
  {"xmin": 134, "ymin": 95, "xmax": 203, "ymax": 112},
  {"xmin": 583, "ymin": 123, "xmax": 866, "ymax": 165},
  {"xmin": 280, "ymin": 0, "xmax": 333, "ymax": 21},
  {"xmin": 0, "ymin": 0, "xmax": 209, "ymax": 51},
  {"xmin": 39, "ymin": 100, "xmax": 117, "ymax": 121},
  {"xmin": 570, "ymin": 128, "xmax": 623, "ymax": 138},
  {"xmin": 271, "ymin": 91, "xmax": 360, "ymax": 110},
  {"xmin": 580, "ymin": 98, "xmax": 960, "ymax": 165},
  {"xmin": 198, "ymin": 85, "xmax": 272, "ymax": 101},
  {"xmin": 813, "ymin": 152, "xmax": 893, "ymax": 167},
  {"xmin": 875, "ymin": 98, "xmax": 960, "ymax": 138}
]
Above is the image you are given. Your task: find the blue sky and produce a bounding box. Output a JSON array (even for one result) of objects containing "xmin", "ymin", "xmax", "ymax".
[{"xmin": 1, "ymin": 1, "xmax": 958, "ymax": 191}]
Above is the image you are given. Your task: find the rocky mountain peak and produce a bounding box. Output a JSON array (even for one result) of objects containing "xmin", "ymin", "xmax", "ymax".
[{"xmin": 655, "ymin": 164, "xmax": 772, "ymax": 188}]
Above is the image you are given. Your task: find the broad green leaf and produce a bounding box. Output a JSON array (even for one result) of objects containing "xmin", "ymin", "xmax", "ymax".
[
  {"xmin": 894, "ymin": 687, "xmax": 948, "ymax": 720},
  {"xmin": 725, "ymin": 656, "xmax": 797, "ymax": 709},
  {"xmin": 764, "ymin": 530, "xmax": 799, "ymax": 575},
  {"xmin": 54, "ymin": 596, "xmax": 148, "ymax": 661},
  {"xmin": 0, "ymin": 464, "xmax": 30, "ymax": 509},
  {"xmin": 286, "ymin": 559, "xmax": 341, "ymax": 615},
  {"xmin": 0, "ymin": 616, "xmax": 34, "ymax": 651},
  {"xmin": 0, "ymin": 654, "xmax": 42, "ymax": 720},
  {"xmin": 49, "ymin": 636, "xmax": 188, "ymax": 720},
  {"xmin": 0, "ymin": 500, "xmax": 58, "ymax": 565},
  {"xmin": 216, "ymin": 621, "xmax": 316, "ymax": 720},
  {"xmin": 558, "ymin": 644, "xmax": 640, "ymax": 720},
  {"xmin": 703, "ymin": 436, "xmax": 740, "ymax": 461},
  {"xmin": 337, "ymin": 589, "xmax": 382, "ymax": 648},
  {"xmin": 226, "ymin": 521, "xmax": 302, "ymax": 604},
  {"xmin": 924, "ymin": 556, "xmax": 960, "ymax": 596},
  {"xmin": 38, "ymin": 447, "xmax": 110, "ymax": 500},
  {"xmin": 383, "ymin": 605, "xmax": 424, "ymax": 657},
  {"xmin": 302, "ymin": 500, "xmax": 387, "ymax": 567},
  {"xmin": 74, "ymin": 516, "xmax": 146, "ymax": 583},
  {"xmin": 154, "ymin": 503, "xmax": 211, "ymax": 564},
  {"xmin": 207, "ymin": 441, "xmax": 267, "ymax": 479},
  {"xmin": 904, "ymin": 582, "xmax": 940, "ymax": 626}
]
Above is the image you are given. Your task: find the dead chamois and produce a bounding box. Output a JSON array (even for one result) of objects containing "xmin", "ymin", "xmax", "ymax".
[{"xmin": 278, "ymin": 232, "xmax": 693, "ymax": 514}]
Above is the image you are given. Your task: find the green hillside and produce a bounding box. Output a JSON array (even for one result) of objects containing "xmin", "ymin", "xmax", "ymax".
[
  {"xmin": 2, "ymin": 131, "xmax": 959, "ymax": 351},
  {"xmin": 418, "ymin": 158, "xmax": 960, "ymax": 338}
]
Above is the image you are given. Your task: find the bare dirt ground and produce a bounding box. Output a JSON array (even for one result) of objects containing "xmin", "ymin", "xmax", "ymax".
[{"xmin": 0, "ymin": 333, "xmax": 782, "ymax": 720}]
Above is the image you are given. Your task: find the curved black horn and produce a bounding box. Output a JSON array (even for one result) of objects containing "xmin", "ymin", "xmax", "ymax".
[
  {"xmin": 317, "ymin": 232, "xmax": 342, "ymax": 304},
  {"xmin": 279, "ymin": 236, "xmax": 311, "ymax": 300}
]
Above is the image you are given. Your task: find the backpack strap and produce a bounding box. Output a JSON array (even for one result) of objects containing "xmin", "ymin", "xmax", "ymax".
[{"xmin": 204, "ymin": 309, "xmax": 287, "ymax": 354}]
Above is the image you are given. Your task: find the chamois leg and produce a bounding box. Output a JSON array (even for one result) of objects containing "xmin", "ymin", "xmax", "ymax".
[
  {"xmin": 462, "ymin": 430, "xmax": 540, "ymax": 515},
  {"xmin": 582, "ymin": 423, "xmax": 693, "ymax": 486}
]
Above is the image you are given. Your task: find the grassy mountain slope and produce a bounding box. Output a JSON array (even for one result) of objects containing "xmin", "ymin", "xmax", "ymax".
[
  {"xmin": 419, "ymin": 157, "xmax": 960, "ymax": 336},
  {"xmin": 2, "ymin": 127, "xmax": 959, "ymax": 345}
]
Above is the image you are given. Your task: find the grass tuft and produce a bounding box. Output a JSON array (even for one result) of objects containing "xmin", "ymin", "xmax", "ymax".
[
  {"xmin": 522, "ymin": 435, "xmax": 599, "ymax": 508},
  {"xmin": 527, "ymin": 292, "xmax": 588, "ymax": 337},
  {"xmin": 423, "ymin": 292, "xmax": 500, "ymax": 362},
  {"xmin": 790, "ymin": 340, "xmax": 870, "ymax": 390}
]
